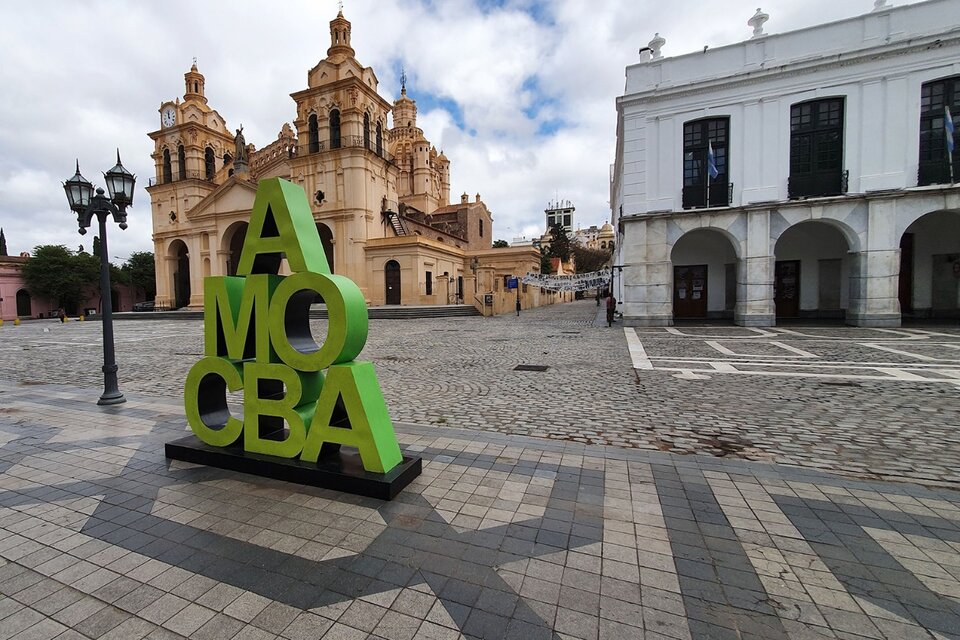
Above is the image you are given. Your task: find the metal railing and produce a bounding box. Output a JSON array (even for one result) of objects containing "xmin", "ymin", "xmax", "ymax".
[
  {"xmin": 681, "ymin": 182, "xmax": 733, "ymax": 209},
  {"xmin": 304, "ymin": 135, "xmax": 393, "ymax": 163},
  {"xmin": 787, "ymin": 169, "xmax": 848, "ymax": 199},
  {"xmin": 148, "ymin": 170, "xmax": 216, "ymax": 187}
]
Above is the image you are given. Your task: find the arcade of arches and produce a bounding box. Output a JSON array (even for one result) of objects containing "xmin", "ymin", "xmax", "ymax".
[{"xmin": 620, "ymin": 191, "xmax": 960, "ymax": 326}]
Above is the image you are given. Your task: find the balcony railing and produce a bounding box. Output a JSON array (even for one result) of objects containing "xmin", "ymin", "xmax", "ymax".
[
  {"xmin": 148, "ymin": 170, "xmax": 216, "ymax": 187},
  {"xmin": 788, "ymin": 169, "xmax": 848, "ymax": 199},
  {"xmin": 918, "ymin": 160, "xmax": 958, "ymax": 187},
  {"xmin": 304, "ymin": 135, "xmax": 393, "ymax": 163},
  {"xmin": 682, "ymin": 182, "xmax": 733, "ymax": 209}
]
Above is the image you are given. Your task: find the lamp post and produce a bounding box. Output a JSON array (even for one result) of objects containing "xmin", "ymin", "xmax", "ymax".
[{"xmin": 63, "ymin": 152, "xmax": 135, "ymax": 406}]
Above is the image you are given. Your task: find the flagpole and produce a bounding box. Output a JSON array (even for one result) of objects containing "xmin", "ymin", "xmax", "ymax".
[
  {"xmin": 705, "ymin": 145, "xmax": 710, "ymax": 207},
  {"xmin": 946, "ymin": 105, "xmax": 956, "ymax": 184}
]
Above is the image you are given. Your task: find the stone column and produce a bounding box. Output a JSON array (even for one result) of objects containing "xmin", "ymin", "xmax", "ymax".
[
  {"xmin": 157, "ymin": 255, "xmax": 177, "ymax": 309},
  {"xmin": 847, "ymin": 250, "xmax": 901, "ymax": 326},
  {"xmin": 848, "ymin": 198, "xmax": 900, "ymax": 327},
  {"xmin": 188, "ymin": 237, "xmax": 205, "ymax": 309},
  {"xmin": 735, "ymin": 209, "xmax": 775, "ymax": 326},
  {"xmin": 621, "ymin": 217, "xmax": 672, "ymax": 326}
]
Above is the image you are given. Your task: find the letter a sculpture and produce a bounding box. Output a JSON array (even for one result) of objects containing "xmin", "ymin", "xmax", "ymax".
[{"xmin": 166, "ymin": 178, "xmax": 421, "ymax": 499}]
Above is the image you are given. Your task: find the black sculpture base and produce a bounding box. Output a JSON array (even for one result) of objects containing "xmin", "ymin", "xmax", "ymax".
[{"xmin": 165, "ymin": 435, "xmax": 422, "ymax": 501}]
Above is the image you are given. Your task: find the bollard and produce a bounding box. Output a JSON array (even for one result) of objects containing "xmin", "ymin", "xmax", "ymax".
[
  {"xmin": 79, "ymin": 315, "xmax": 85, "ymax": 322},
  {"xmin": 14, "ymin": 317, "xmax": 21, "ymax": 326}
]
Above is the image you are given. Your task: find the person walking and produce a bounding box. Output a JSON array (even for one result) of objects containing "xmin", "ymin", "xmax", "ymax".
[
  {"xmin": 606, "ymin": 294, "xmax": 616, "ymax": 327},
  {"xmin": 516, "ymin": 296, "xmax": 521, "ymax": 316},
  {"xmin": 57, "ymin": 307, "xmax": 66, "ymax": 323}
]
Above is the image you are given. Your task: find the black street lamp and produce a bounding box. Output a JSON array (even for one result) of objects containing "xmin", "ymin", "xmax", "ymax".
[{"xmin": 63, "ymin": 151, "xmax": 135, "ymax": 405}]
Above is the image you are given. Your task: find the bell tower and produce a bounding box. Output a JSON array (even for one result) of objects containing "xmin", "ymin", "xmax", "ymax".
[
  {"xmin": 184, "ymin": 62, "xmax": 207, "ymax": 105},
  {"xmin": 327, "ymin": 10, "xmax": 355, "ymax": 58}
]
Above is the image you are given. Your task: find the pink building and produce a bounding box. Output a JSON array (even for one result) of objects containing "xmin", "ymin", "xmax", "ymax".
[{"xmin": 0, "ymin": 254, "xmax": 144, "ymax": 321}]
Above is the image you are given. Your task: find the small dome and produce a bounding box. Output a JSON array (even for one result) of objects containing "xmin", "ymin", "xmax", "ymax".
[{"xmin": 601, "ymin": 222, "xmax": 614, "ymax": 232}]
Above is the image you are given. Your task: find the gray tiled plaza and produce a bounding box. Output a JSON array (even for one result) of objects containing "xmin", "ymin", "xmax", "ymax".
[{"xmin": 0, "ymin": 301, "xmax": 959, "ymax": 639}]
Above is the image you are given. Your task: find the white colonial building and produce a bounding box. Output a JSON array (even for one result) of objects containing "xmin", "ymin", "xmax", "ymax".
[{"xmin": 610, "ymin": 0, "xmax": 960, "ymax": 326}]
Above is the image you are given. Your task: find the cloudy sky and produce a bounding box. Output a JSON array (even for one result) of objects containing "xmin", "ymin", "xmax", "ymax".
[{"xmin": 0, "ymin": 0, "xmax": 920, "ymax": 261}]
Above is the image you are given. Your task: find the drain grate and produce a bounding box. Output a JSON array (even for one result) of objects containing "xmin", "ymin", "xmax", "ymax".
[{"xmin": 514, "ymin": 364, "xmax": 549, "ymax": 372}]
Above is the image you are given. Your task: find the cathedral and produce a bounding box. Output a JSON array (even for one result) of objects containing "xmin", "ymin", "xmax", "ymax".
[{"xmin": 147, "ymin": 10, "xmax": 538, "ymax": 311}]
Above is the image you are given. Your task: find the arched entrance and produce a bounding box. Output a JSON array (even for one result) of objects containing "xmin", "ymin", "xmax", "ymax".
[
  {"xmin": 15, "ymin": 289, "xmax": 31, "ymax": 317},
  {"xmin": 900, "ymin": 210, "xmax": 960, "ymax": 319},
  {"xmin": 670, "ymin": 229, "xmax": 739, "ymax": 321},
  {"xmin": 223, "ymin": 222, "xmax": 248, "ymax": 276},
  {"xmin": 170, "ymin": 240, "xmax": 191, "ymax": 309},
  {"xmin": 385, "ymin": 260, "xmax": 401, "ymax": 305},
  {"xmin": 774, "ymin": 221, "xmax": 852, "ymax": 320},
  {"xmin": 317, "ymin": 223, "xmax": 334, "ymax": 273}
]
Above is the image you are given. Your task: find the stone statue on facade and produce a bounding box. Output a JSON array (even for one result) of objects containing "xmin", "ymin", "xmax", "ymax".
[{"xmin": 234, "ymin": 126, "xmax": 249, "ymax": 172}]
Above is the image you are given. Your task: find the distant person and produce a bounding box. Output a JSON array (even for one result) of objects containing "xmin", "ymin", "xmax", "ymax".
[
  {"xmin": 57, "ymin": 308, "xmax": 66, "ymax": 323},
  {"xmin": 596, "ymin": 289, "xmax": 601, "ymax": 307},
  {"xmin": 606, "ymin": 295, "xmax": 616, "ymax": 327},
  {"xmin": 516, "ymin": 297, "xmax": 521, "ymax": 317}
]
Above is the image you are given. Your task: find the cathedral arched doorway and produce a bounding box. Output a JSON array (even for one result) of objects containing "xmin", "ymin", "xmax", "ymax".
[
  {"xmin": 385, "ymin": 260, "xmax": 401, "ymax": 305},
  {"xmin": 170, "ymin": 240, "xmax": 191, "ymax": 309},
  {"xmin": 15, "ymin": 289, "xmax": 31, "ymax": 317},
  {"xmin": 316, "ymin": 223, "xmax": 334, "ymax": 273},
  {"xmin": 774, "ymin": 221, "xmax": 852, "ymax": 321},
  {"xmin": 223, "ymin": 221, "xmax": 248, "ymax": 276},
  {"xmin": 670, "ymin": 228, "xmax": 739, "ymax": 321},
  {"xmin": 899, "ymin": 210, "xmax": 960, "ymax": 319}
]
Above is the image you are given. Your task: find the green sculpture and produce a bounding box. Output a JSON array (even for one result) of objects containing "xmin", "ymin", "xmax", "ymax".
[{"xmin": 184, "ymin": 178, "xmax": 403, "ymax": 474}]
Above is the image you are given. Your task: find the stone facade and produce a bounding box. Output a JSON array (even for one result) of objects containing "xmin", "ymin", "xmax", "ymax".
[
  {"xmin": 610, "ymin": 0, "xmax": 960, "ymax": 326},
  {"xmin": 147, "ymin": 11, "xmax": 539, "ymax": 312}
]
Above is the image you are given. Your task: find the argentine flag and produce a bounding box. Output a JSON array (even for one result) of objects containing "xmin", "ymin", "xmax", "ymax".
[
  {"xmin": 946, "ymin": 105, "xmax": 955, "ymax": 158},
  {"xmin": 707, "ymin": 141, "xmax": 719, "ymax": 181}
]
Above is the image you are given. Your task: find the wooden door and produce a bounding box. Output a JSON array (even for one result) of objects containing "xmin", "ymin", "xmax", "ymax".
[
  {"xmin": 775, "ymin": 260, "xmax": 800, "ymax": 318},
  {"xmin": 385, "ymin": 260, "xmax": 401, "ymax": 305},
  {"xmin": 673, "ymin": 265, "xmax": 708, "ymax": 319}
]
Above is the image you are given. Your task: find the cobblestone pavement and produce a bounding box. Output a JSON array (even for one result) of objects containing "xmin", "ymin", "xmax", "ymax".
[
  {"xmin": 0, "ymin": 301, "xmax": 957, "ymax": 485},
  {"xmin": 1, "ymin": 383, "xmax": 959, "ymax": 639}
]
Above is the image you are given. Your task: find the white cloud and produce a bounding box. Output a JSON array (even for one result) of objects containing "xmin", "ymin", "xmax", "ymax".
[{"xmin": 0, "ymin": 0, "xmax": 923, "ymax": 258}]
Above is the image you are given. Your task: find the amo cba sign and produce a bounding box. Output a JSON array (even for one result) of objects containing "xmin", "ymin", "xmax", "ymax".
[{"xmin": 171, "ymin": 178, "xmax": 419, "ymax": 497}]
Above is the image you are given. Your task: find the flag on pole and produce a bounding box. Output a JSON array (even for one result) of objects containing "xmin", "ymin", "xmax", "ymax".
[
  {"xmin": 946, "ymin": 105, "xmax": 955, "ymax": 158},
  {"xmin": 707, "ymin": 141, "xmax": 719, "ymax": 181}
]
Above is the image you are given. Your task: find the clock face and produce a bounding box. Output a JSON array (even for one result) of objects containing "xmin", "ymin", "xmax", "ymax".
[{"xmin": 161, "ymin": 107, "xmax": 176, "ymax": 128}]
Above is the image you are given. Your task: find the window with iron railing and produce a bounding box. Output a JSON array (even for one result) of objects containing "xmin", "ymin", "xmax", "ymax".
[
  {"xmin": 682, "ymin": 117, "xmax": 730, "ymax": 209},
  {"xmin": 330, "ymin": 109, "xmax": 341, "ymax": 149},
  {"xmin": 162, "ymin": 149, "xmax": 172, "ymax": 184},
  {"xmin": 177, "ymin": 145, "xmax": 186, "ymax": 181},
  {"xmin": 918, "ymin": 75, "xmax": 960, "ymax": 186},
  {"xmin": 789, "ymin": 98, "xmax": 845, "ymax": 198},
  {"xmin": 308, "ymin": 114, "xmax": 319, "ymax": 153}
]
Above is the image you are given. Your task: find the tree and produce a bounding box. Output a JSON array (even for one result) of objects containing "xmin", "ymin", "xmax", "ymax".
[
  {"xmin": 540, "ymin": 248, "xmax": 552, "ymax": 274},
  {"xmin": 572, "ymin": 244, "xmax": 613, "ymax": 274},
  {"xmin": 20, "ymin": 245, "xmax": 100, "ymax": 311},
  {"xmin": 122, "ymin": 251, "xmax": 156, "ymax": 299},
  {"xmin": 546, "ymin": 223, "xmax": 571, "ymax": 263},
  {"xmin": 492, "ymin": 239, "xmax": 509, "ymax": 248}
]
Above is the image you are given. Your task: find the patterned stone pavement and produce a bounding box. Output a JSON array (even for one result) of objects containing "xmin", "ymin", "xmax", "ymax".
[
  {"xmin": 0, "ymin": 301, "xmax": 958, "ymax": 485},
  {"xmin": 0, "ymin": 302, "xmax": 958, "ymax": 639}
]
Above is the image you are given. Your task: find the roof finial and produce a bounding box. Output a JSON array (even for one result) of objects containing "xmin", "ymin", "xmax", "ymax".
[
  {"xmin": 400, "ymin": 67, "xmax": 407, "ymax": 94},
  {"xmin": 337, "ymin": 0, "xmax": 343, "ymax": 14},
  {"xmin": 748, "ymin": 8, "xmax": 769, "ymax": 38}
]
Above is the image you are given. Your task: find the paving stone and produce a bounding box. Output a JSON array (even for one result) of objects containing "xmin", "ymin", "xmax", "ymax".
[{"xmin": 0, "ymin": 307, "xmax": 959, "ymax": 640}]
